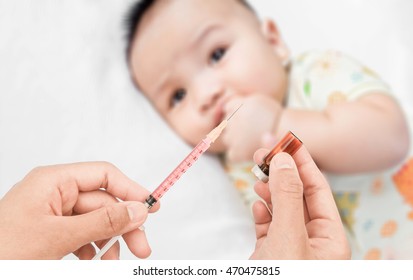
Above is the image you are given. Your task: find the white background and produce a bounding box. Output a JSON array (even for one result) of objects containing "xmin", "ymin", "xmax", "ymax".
[
  {"xmin": 0, "ymin": 260, "xmax": 410, "ymax": 279},
  {"xmin": 0, "ymin": 0, "xmax": 412, "ymax": 260}
]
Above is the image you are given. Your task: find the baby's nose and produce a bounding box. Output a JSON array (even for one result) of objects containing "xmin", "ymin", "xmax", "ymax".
[
  {"xmin": 191, "ymin": 70, "xmax": 225, "ymax": 112},
  {"xmin": 199, "ymin": 88, "xmax": 224, "ymax": 112},
  {"xmin": 199, "ymin": 83, "xmax": 226, "ymax": 113}
]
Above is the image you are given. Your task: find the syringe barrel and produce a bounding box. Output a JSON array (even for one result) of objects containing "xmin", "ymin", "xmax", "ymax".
[{"xmin": 149, "ymin": 138, "xmax": 211, "ymax": 205}]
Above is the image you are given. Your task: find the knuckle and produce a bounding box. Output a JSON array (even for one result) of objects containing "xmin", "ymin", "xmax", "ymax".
[
  {"xmin": 104, "ymin": 207, "xmax": 117, "ymax": 235},
  {"xmin": 28, "ymin": 166, "xmax": 47, "ymax": 176},
  {"xmin": 103, "ymin": 206, "xmax": 126, "ymax": 235},
  {"xmin": 26, "ymin": 165, "xmax": 56, "ymax": 183},
  {"xmin": 97, "ymin": 162, "xmax": 120, "ymax": 189},
  {"xmin": 99, "ymin": 161, "xmax": 118, "ymax": 172}
]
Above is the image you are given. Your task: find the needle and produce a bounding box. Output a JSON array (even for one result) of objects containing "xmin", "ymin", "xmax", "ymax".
[
  {"xmin": 207, "ymin": 103, "xmax": 243, "ymax": 143},
  {"xmin": 227, "ymin": 103, "xmax": 243, "ymax": 121},
  {"xmin": 92, "ymin": 103, "xmax": 242, "ymax": 260}
]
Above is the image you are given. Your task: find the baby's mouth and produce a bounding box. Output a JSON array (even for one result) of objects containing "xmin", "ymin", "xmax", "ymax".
[
  {"xmin": 214, "ymin": 97, "xmax": 230, "ymax": 126},
  {"xmin": 214, "ymin": 108, "xmax": 225, "ymax": 127}
]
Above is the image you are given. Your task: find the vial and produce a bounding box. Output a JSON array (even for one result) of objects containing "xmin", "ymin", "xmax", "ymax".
[{"xmin": 252, "ymin": 131, "xmax": 302, "ymax": 182}]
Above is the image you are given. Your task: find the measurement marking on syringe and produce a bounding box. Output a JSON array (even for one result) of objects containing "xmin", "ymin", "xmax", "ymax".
[{"xmin": 91, "ymin": 104, "xmax": 243, "ymax": 260}]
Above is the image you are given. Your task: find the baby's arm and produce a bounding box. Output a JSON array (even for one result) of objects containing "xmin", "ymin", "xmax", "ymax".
[
  {"xmin": 277, "ymin": 93, "xmax": 409, "ymax": 173},
  {"xmin": 223, "ymin": 95, "xmax": 283, "ymax": 163}
]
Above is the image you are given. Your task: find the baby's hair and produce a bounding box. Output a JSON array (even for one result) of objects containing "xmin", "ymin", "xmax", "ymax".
[{"xmin": 124, "ymin": 0, "xmax": 254, "ymax": 61}]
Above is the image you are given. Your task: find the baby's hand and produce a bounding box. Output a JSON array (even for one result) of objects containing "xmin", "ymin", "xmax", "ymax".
[{"xmin": 223, "ymin": 95, "xmax": 282, "ymax": 163}]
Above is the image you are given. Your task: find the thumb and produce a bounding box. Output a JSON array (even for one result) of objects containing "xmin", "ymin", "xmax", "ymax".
[
  {"xmin": 64, "ymin": 202, "xmax": 148, "ymax": 248},
  {"xmin": 268, "ymin": 153, "xmax": 305, "ymax": 237}
]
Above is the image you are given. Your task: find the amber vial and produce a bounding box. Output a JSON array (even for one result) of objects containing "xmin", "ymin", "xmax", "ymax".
[{"xmin": 252, "ymin": 131, "xmax": 302, "ymax": 182}]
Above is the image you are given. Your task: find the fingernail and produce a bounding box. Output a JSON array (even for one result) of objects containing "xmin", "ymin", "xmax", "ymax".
[
  {"xmin": 273, "ymin": 153, "xmax": 294, "ymax": 169},
  {"xmin": 127, "ymin": 203, "xmax": 146, "ymax": 223}
]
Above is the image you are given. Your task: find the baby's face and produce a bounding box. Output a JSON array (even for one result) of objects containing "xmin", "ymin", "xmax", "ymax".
[{"xmin": 130, "ymin": 0, "xmax": 289, "ymax": 152}]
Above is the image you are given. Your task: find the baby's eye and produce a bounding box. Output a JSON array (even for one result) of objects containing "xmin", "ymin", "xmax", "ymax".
[
  {"xmin": 209, "ymin": 47, "xmax": 226, "ymax": 65},
  {"xmin": 170, "ymin": 89, "xmax": 186, "ymax": 107}
]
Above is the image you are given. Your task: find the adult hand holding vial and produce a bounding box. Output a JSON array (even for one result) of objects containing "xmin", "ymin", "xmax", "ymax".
[
  {"xmin": 250, "ymin": 145, "xmax": 351, "ymax": 259},
  {"xmin": 0, "ymin": 134, "xmax": 350, "ymax": 260}
]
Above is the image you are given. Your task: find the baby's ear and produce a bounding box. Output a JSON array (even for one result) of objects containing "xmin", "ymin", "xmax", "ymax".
[{"xmin": 261, "ymin": 19, "xmax": 290, "ymax": 65}]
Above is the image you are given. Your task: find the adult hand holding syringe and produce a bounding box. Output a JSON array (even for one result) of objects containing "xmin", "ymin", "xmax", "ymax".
[{"xmin": 92, "ymin": 104, "xmax": 242, "ymax": 260}]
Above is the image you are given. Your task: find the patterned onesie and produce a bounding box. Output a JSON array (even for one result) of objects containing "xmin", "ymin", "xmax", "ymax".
[{"xmin": 226, "ymin": 50, "xmax": 413, "ymax": 259}]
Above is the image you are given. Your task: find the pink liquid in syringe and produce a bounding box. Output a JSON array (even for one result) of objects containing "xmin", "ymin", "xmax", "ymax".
[
  {"xmin": 93, "ymin": 105, "xmax": 240, "ymax": 260},
  {"xmin": 145, "ymin": 137, "xmax": 212, "ymax": 208}
]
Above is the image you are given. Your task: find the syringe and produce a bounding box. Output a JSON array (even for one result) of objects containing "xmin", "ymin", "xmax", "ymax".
[{"xmin": 92, "ymin": 104, "xmax": 242, "ymax": 260}]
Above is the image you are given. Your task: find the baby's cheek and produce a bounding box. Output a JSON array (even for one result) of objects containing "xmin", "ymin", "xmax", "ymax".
[{"xmin": 174, "ymin": 125, "xmax": 203, "ymax": 148}]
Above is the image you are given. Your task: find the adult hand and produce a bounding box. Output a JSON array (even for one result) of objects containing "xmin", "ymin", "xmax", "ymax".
[
  {"xmin": 0, "ymin": 162, "xmax": 159, "ymax": 260},
  {"xmin": 250, "ymin": 146, "xmax": 350, "ymax": 259}
]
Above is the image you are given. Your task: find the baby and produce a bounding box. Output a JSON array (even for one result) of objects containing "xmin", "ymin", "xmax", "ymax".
[{"xmin": 125, "ymin": 0, "xmax": 413, "ymax": 259}]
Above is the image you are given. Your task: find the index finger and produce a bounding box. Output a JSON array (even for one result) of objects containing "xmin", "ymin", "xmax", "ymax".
[
  {"xmin": 292, "ymin": 146, "xmax": 340, "ymax": 222},
  {"xmin": 253, "ymin": 148, "xmax": 268, "ymax": 164},
  {"xmin": 34, "ymin": 162, "xmax": 159, "ymax": 211}
]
